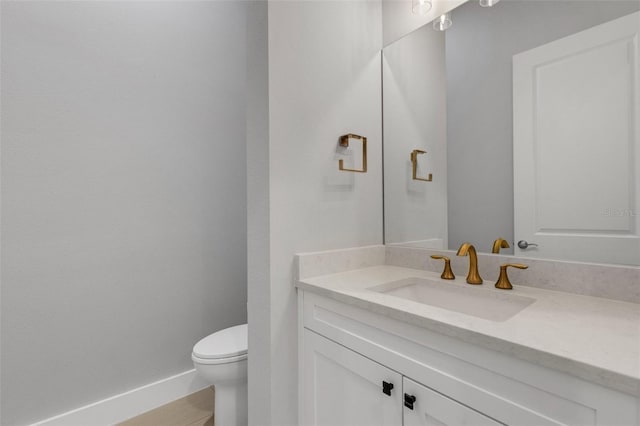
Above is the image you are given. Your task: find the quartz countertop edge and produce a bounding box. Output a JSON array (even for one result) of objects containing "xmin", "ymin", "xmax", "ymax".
[{"xmin": 295, "ymin": 265, "xmax": 640, "ymax": 397}]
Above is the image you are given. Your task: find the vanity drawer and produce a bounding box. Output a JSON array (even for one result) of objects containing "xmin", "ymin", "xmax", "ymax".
[{"xmin": 300, "ymin": 291, "xmax": 638, "ymax": 426}]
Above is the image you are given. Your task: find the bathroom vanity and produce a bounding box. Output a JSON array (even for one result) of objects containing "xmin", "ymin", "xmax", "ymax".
[{"xmin": 295, "ymin": 246, "xmax": 640, "ymax": 426}]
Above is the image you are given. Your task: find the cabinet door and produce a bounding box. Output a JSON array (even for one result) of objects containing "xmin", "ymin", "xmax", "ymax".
[
  {"xmin": 403, "ymin": 377, "xmax": 503, "ymax": 426},
  {"xmin": 301, "ymin": 329, "xmax": 403, "ymax": 426}
]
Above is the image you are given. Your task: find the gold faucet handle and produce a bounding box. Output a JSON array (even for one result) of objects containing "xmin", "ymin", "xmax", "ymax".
[
  {"xmin": 430, "ymin": 255, "xmax": 455, "ymax": 280},
  {"xmin": 495, "ymin": 263, "xmax": 528, "ymax": 290}
]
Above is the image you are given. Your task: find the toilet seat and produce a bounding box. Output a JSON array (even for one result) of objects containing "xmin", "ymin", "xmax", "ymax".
[
  {"xmin": 192, "ymin": 352, "xmax": 247, "ymax": 365},
  {"xmin": 192, "ymin": 323, "xmax": 247, "ymax": 361}
]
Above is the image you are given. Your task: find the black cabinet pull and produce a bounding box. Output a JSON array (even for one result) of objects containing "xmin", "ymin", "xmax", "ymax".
[
  {"xmin": 382, "ymin": 381, "xmax": 394, "ymax": 396},
  {"xmin": 404, "ymin": 393, "xmax": 416, "ymax": 410}
]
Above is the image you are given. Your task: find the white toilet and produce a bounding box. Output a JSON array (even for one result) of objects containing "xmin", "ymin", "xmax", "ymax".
[{"xmin": 192, "ymin": 323, "xmax": 248, "ymax": 426}]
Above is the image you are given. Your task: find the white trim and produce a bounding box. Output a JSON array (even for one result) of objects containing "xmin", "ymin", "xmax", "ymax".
[{"xmin": 30, "ymin": 369, "xmax": 209, "ymax": 426}]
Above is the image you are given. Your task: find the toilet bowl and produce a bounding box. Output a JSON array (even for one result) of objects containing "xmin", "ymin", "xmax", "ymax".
[{"xmin": 192, "ymin": 323, "xmax": 248, "ymax": 426}]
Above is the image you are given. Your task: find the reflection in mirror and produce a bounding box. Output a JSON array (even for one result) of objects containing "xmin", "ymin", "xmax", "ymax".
[{"xmin": 383, "ymin": 0, "xmax": 640, "ymax": 266}]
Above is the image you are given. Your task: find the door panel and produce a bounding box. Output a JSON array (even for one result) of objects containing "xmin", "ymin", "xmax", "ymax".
[
  {"xmin": 403, "ymin": 377, "xmax": 502, "ymax": 426},
  {"xmin": 513, "ymin": 11, "xmax": 640, "ymax": 265}
]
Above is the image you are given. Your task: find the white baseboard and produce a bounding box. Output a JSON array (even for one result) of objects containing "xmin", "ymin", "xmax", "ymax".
[{"xmin": 31, "ymin": 369, "xmax": 209, "ymax": 426}]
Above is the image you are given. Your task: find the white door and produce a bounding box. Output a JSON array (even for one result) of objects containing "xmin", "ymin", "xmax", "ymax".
[
  {"xmin": 513, "ymin": 11, "xmax": 640, "ymax": 265},
  {"xmin": 301, "ymin": 329, "xmax": 403, "ymax": 426},
  {"xmin": 402, "ymin": 377, "xmax": 502, "ymax": 426}
]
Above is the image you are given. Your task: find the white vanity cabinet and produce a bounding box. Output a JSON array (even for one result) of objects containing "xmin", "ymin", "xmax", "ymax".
[
  {"xmin": 303, "ymin": 329, "xmax": 504, "ymax": 426},
  {"xmin": 302, "ymin": 329, "xmax": 403, "ymax": 425},
  {"xmin": 298, "ymin": 290, "xmax": 639, "ymax": 426}
]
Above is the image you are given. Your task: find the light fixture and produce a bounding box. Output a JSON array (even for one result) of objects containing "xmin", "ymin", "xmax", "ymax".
[
  {"xmin": 433, "ymin": 12, "xmax": 452, "ymax": 31},
  {"xmin": 412, "ymin": 0, "xmax": 432, "ymax": 15},
  {"xmin": 479, "ymin": 0, "xmax": 500, "ymax": 7}
]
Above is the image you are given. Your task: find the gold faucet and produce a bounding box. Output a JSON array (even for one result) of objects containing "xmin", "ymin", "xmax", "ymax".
[
  {"xmin": 495, "ymin": 263, "xmax": 529, "ymax": 290},
  {"xmin": 492, "ymin": 238, "xmax": 510, "ymax": 254},
  {"xmin": 456, "ymin": 242, "xmax": 483, "ymax": 285},
  {"xmin": 430, "ymin": 255, "xmax": 455, "ymax": 280}
]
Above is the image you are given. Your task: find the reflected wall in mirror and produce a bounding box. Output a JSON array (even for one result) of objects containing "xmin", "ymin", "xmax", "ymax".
[{"xmin": 383, "ymin": 0, "xmax": 640, "ymax": 265}]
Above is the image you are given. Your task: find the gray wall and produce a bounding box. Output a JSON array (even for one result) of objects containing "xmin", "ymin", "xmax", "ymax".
[
  {"xmin": 446, "ymin": 0, "xmax": 640, "ymax": 253},
  {"xmin": 1, "ymin": 2, "xmax": 247, "ymax": 424}
]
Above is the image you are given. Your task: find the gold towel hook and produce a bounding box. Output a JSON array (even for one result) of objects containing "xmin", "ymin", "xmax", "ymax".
[
  {"xmin": 410, "ymin": 149, "xmax": 432, "ymax": 181},
  {"xmin": 338, "ymin": 134, "xmax": 367, "ymax": 173}
]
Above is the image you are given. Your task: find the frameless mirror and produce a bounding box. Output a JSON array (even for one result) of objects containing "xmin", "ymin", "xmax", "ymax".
[{"xmin": 383, "ymin": 0, "xmax": 640, "ymax": 265}]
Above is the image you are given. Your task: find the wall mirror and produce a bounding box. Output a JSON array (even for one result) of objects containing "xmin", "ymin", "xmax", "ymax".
[{"xmin": 382, "ymin": 0, "xmax": 640, "ymax": 266}]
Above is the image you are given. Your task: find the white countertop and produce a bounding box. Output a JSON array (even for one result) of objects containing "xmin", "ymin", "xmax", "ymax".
[{"xmin": 296, "ymin": 265, "xmax": 640, "ymax": 397}]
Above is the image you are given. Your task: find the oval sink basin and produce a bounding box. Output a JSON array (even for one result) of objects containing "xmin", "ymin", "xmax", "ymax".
[{"xmin": 368, "ymin": 277, "xmax": 536, "ymax": 322}]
